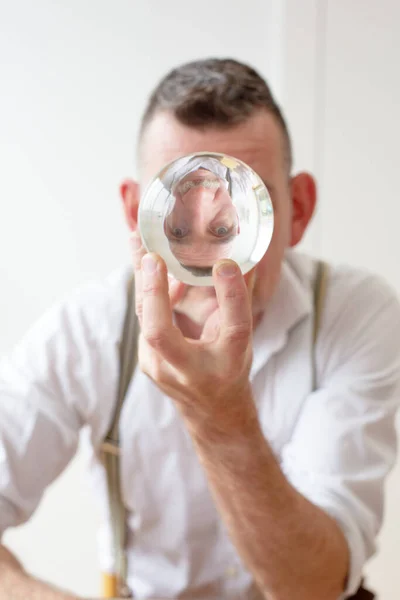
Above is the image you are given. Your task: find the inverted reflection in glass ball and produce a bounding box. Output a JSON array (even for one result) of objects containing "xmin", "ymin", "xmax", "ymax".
[{"xmin": 138, "ymin": 152, "xmax": 274, "ymax": 286}]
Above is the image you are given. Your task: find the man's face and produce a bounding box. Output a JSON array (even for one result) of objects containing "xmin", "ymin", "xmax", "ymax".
[
  {"xmin": 135, "ymin": 109, "xmax": 314, "ymax": 325},
  {"xmin": 164, "ymin": 168, "xmax": 239, "ymax": 269}
]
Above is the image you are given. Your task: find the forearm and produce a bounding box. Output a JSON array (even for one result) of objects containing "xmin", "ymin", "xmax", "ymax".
[
  {"xmin": 0, "ymin": 544, "xmax": 79, "ymax": 600},
  {"xmin": 186, "ymin": 398, "xmax": 349, "ymax": 600}
]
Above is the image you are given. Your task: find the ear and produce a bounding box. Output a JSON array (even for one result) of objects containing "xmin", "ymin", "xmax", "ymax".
[
  {"xmin": 289, "ymin": 172, "xmax": 317, "ymax": 247},
  {"xmin": 120, "ymin": 179, "xmax": 140, "ymax": 232}
]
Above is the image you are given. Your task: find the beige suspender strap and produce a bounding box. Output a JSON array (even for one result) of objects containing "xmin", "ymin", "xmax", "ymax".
[
  {"xmin": 312, "ymin": 260, "xmax": 329, "ymax": 391},
  {"xmin": 105, "ymin": 273, "xmax": 138, "ymax": 451},
  {"xmin": 101, "ymin": 273, "xmax": 139, "ymax": 598}
]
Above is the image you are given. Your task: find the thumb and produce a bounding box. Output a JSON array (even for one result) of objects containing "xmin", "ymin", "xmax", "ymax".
[{"xmin": 212, "ymin": 259, "xmax": 252, "ymax": 352}]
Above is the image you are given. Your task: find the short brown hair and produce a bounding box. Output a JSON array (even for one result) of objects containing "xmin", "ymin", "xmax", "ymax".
[{"xmin": 140, "ymin": 58, "xmax": 292, "ymax": 170}]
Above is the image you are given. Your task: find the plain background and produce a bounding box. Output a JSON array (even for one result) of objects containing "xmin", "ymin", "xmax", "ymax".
[{"xmin": 1, "ymin": 0, "xmax": 399, "ymax": 597}]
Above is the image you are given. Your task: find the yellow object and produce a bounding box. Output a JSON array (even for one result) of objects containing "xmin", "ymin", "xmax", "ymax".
[
  {"xmin": 101, "ymin": 572, "xmax": 118, "ymax": 598},
  {"xmin": 220, "ymin": 156, "xmax": 239, "ymax": 169}
]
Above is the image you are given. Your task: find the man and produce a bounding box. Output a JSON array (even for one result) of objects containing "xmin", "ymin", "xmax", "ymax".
[{"xmin": 1, "ymin": 58, "xmax": 399, "ymax": 599}]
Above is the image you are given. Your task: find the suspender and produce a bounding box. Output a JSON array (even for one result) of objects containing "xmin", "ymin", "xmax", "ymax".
[
  {"xmin": 101, "ymin": 274, "xmax": 138, "ymax": 598},
  {"xmin": 312, "ymin": 260, "xmax": 329, "ymax": 391},
  {"xmin": 100, "ymin": 261, "xmax": 329, "ymax": 598}
]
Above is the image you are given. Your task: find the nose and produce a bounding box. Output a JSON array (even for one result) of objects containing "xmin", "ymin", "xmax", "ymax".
[{"xmin": 182, "ymin": 186, "xmax": 217, "ymax": 209}]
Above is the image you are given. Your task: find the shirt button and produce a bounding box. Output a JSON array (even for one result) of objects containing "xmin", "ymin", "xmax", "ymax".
[{"xmin": 225, "ymin": 565, "xmax": 239, "ymax": 578}]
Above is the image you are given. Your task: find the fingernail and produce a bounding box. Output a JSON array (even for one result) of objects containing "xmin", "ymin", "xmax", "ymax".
[
  {"xmin": 217, "ymin": 261, "xmax": 238, "ymax": 278},
  {"xmin": 130, "ymin": 232, "xmax": 142, "ymax": 251},
  {"xmin": 142, "ymin": 254, "xmax": 157, "ymax": 274}
]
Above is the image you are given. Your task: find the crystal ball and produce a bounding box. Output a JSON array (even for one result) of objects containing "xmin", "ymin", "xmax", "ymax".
[{"xmin": 138, "ymin": 152, "xmax": 274, "ymax": 286}]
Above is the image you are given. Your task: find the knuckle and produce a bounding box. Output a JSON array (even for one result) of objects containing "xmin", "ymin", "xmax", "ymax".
[
  {"xmin": 143, "ymin": 327, "xmax": 169, "ymax": 351},
  {"xmin": 142, "ymin": 280, "xmax": 162, "ymax": 295},
  {"xmin": 133, "ymin": 250, "xmax": 145, "ymax": 270},
  {"xmin": 224, "ymin": 321, "xmax": 252, "ymax": 343},
  {"xmin": 224, "ymin": 285, "xmax": 248, "ymax": 301},
  {"xmin": 142, "ymin": 271, "xmax": 167, "ymax": 297}
]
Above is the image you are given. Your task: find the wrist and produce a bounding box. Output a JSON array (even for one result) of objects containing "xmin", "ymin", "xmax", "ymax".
[{"xmin": 181, "ymin": 383, "xmax": 261, "ymax": 446}]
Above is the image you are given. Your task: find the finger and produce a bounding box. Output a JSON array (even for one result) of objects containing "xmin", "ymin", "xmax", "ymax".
[
  {"xmin": 244, "ymin": 267, "xmax": 257, "ymax": 296},
  {"xmin": 201, "ymin": 309, "xmax": 220, "ymax": 342},
  {"xmin": 168, "ymin": 276, "xmax": 186, "ymax": 307},
  {"xmin": 212, "ymin": 260, "xmax": 253, "ymax": 354},
  {"xmin": 131, "ymin": 232, "xmax": 185, "ymax": 315},
  {"xmin": 141, "ymin": 253, "xmax": 190, "ymax": 366},
  {"xmin": 130, "ymin": 231, "xmax": 147, "ymax": 324}
]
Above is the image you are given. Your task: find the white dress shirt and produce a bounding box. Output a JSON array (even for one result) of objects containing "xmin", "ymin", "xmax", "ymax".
[{"xmin": 1, "ymin": 251, "xmax": 400, "ymax": 599}]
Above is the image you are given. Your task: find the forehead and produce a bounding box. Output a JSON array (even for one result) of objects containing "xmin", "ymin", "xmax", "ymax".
[{"xmin": 139, "ymin": 109, "xmax": 286, "ymax": 186}]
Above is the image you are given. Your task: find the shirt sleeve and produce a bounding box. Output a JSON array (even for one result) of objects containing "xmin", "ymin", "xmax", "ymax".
[
  {"xmin": 0, "ymin": 279, "xmax": 122, "ymax": 537},
  {"xmin": 281, "ymin": 272, "xmax": 400, "ymax": 598}
]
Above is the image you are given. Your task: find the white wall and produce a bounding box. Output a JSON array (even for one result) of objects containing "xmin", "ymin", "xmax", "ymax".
[{"xmin": 1, "ymin": 1, "xmax": 399, "ymax": 598}]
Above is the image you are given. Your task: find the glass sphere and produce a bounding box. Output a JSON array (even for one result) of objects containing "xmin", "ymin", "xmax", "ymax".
[{"xmin": 138, "ymin": 152, "xmax": 274, "ymax": 286}]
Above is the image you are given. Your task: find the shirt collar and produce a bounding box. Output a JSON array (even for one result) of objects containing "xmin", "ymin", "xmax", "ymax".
[{"xmin": 250, "ymin": 252, "xmax": 313, "ymax": 379}]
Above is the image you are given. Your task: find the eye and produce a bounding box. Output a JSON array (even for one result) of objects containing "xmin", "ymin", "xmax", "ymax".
[
  {"xmin": 172, "ymin": 227, "xmax": 188, "ymax": 238},
  {"xmin": 213, "ymin": 225, "xmax": 229, "ymax": 237}
]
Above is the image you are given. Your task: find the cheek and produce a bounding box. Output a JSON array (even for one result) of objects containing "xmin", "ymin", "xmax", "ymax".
[
  {"xmin": 266, "ymin": 211, "xmax": 289, "ymax": 257},
  {"xmin": 257, "ymin": 240, "xmax": 283, "ymax": 280},
  {"xmin": 271, "ymin": 199, "xmax": 292, "ymax": 248},
  {"xmin": 251, "ymin": 209, "xmax": 289, "ymax": 306}
]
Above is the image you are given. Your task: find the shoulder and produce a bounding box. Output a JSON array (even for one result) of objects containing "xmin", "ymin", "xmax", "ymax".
[
  {"xmin": 305, "ymin": 253, "xmax": 399, "ymax": 382},
  {"xmin": 322, "ymin": 259, "xmax": 400, "ymax": 349},
  {"xmin": 60, "ymin": 265, "xmax": 133, "ymax": 342},
  {"xmin": 288, "ymin": 250, "xmax": 400, "ymax": 326},
  {"xmin": 326, "ymin": 261, "xmax": 398, "ymax": 321},
  {"xmin": 0, "ymin": 265, "xmax": 134, "ymax": 433},
  {"xmin": 11, "ymin": 265, "xmax": 133, "ymax": 361},
  {"xmin": 288, "ymin": 251, "xmax": 400, "ymax": 379}
]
